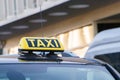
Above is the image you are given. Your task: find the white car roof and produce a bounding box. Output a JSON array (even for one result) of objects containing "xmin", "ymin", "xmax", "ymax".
[{"xmin": 85, "ymin": 28, "xmax": 120, "ymax": 58}]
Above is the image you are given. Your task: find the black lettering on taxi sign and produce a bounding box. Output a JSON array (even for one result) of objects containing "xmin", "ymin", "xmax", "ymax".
[
  {"xmin": 26, "ymin": 39, "xmax": 60, "ymax": 48},
  {"xmin": 19, "ymin": 37, "xmax": 64, "ymax": 51}
]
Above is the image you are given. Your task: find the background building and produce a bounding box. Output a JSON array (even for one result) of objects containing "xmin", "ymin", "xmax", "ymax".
[{"xmin": 0, "ymin": 0, "xmax": 120, "ymax": 57}]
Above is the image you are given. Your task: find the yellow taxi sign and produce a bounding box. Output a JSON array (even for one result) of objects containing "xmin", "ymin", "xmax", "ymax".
[{"xmin": 18, "ymin": 37, "xmax": 64, "ymax": 51}]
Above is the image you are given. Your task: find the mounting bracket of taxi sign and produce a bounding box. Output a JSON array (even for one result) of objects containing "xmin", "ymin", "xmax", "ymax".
[{"xmin": 18, "ymin": 37, "xmax": 64, "ymax": 52}]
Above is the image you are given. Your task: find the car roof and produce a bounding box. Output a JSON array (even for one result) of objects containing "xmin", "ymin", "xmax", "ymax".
[
  {"xmin": 0, "ymin": 55, "xmax": 102, "ymax": 66},
  {"xmin": 85, "ymin": 28, "xmax": 120, "ymax": 58}
]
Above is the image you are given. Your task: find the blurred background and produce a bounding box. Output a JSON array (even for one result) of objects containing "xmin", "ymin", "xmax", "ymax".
[{"xmin": 0, "ymin": 0, "xmax": 120, "ymax": 57}]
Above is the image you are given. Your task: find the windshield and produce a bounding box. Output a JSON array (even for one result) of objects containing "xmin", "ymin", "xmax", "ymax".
[{"xmin": 0, "ymin": 63, "xmax": 115, "ymax": 80}]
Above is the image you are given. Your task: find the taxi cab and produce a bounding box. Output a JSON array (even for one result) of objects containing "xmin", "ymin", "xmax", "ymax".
[{"xmin": 0, "ymin": 37, "xmax": 119, "ymax": 80}]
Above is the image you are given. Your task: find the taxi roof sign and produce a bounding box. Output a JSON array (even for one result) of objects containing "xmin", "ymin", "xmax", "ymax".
[{"xmin": 18, "ymin": 37, "xmax": 64, "ymax": 52}]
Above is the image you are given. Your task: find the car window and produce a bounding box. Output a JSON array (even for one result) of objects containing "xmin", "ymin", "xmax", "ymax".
[
  {"xmin": 0, "ymin": 64, "xmax": 115, "ymax": 80},
  {"xmin": 95, "ymin": 52, "xmax": 120, "ymax": 73}
]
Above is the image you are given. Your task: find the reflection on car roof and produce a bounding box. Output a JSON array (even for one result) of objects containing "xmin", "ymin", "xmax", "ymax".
[{"xmin": 0, "ymin": 55, "xmax": 101, "ymax": 66}]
